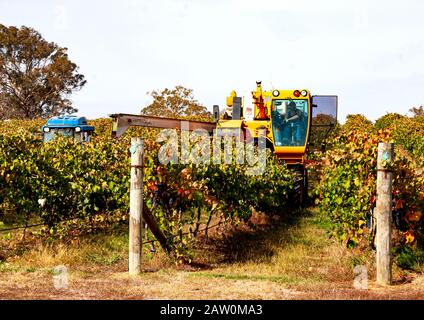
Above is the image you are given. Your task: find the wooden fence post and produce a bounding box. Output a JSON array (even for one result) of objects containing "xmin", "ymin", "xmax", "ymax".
[
  {"xmin": 376, "ymin": 142, "xmax": 393, "ymax": 285},
  {"xmin": 129, "ymin": 138, "xmax": 144, "ymax": 275}
]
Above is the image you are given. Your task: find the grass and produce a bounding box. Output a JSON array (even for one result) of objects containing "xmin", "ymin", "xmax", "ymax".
[
  {"xmin": 0, "ymin": 207, "xmax": 424, "ymax": 299},
  {"xmin": 189, "ymin": 272, "xmax": 302, "ymax": 285},
  {"xmin": 1, "ymin": 232, "xmax": 127, "ymax": 270},
  {"xmin": 1, "ymin": 229, "xmax": 174, "ymax": 275},
  {"xmin": 393, "ymin": 246, "xmax": 424, "ymax": 271},
  {"xmin": 189, "ymin": 208, "xmax": 352, "ymax": 289}
]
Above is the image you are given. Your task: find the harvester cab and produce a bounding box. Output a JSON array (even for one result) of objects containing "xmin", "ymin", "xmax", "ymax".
[
  {"xmin": 216, "ymin": 81, "xmax": 338, "ymax": 166},
  {"xmin": 41, "ymin": 115, "xmax": 95, "ymax": 143}
]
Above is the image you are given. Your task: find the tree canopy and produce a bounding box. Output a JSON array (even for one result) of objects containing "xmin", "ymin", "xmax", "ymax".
[
  {"xmin": 141, "ymin": 86, "xmax": 212, "ymax": 120},
  {"xmin": 0, "ymin": 24, "xmax": 86, "ymax": 119}
]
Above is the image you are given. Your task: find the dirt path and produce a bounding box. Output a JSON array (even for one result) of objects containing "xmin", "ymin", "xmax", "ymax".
[
  {"xmin": 1, "ymin": 267, "xmax": 424, "ymax": 300},
  {"xmin": 1, "ymin": 209, "xmax": 424, "ymax": 300}
]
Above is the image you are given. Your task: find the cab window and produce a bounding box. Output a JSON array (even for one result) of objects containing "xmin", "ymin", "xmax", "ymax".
[
  {"xmin": 43, "ymin": 128, "xmax": 74, "ymax": 142},
  {"xmin": 271, "ymin": 99, "xmax": 309, "ymax": 147}
]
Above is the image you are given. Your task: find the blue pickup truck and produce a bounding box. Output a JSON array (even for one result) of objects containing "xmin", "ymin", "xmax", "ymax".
[{"xmin": 41, "ymin": 115, "xmax": 95, "ymax": 142}]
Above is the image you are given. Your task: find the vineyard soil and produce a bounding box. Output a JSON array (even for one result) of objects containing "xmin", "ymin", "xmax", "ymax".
[{"xmin": 1, "ymin": 208, "xmax": 423, "ymax": 300}]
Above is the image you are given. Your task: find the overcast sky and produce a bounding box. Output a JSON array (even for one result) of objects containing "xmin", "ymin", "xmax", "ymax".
[{"xmin": 1, "ymin": 0, "xmax": 424, "ymax": 122}]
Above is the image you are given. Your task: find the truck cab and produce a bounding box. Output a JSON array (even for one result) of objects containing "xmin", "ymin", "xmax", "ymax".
[{"xmin": 41, "ymin": 115, "xmax": 95, "ymax": 143}]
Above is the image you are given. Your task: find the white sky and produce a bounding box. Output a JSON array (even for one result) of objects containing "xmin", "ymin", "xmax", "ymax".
[{"xmin": 1, "ymin": 0, "xmax": 424, "ymax": 123}]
